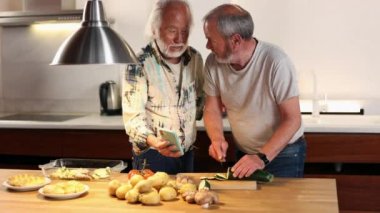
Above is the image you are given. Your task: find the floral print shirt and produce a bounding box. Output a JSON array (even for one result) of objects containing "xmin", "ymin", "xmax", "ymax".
[{"xmin": 122, "ymin": 41, "xmax": 204, "ymax": 155}]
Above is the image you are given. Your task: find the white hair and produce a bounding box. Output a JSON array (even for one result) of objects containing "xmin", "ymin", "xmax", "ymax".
[{"xmin": 144, "ymin": 0, "xmax": 193, "ymax": 41}]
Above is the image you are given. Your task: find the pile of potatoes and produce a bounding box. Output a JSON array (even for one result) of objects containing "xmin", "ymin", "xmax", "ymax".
[
  {"xmin": 108, "ymin": 171, "xmax": 177, "ymax": 205},
  {"xmin": 108, "ymin": 172, "xmax": 219, "ymax": 208}
]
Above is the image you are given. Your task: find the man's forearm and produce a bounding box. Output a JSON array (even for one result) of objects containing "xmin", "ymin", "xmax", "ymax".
[
  {"xmin": 262, "ymin": 118, "xmax": 300, "ymax": 160},
  {"xmin": 204, "ymin": 109, "xmax": 225, "ymax": 143},
  {"xmin": 260, "ymin": 96, "xmax": 302, "ymax": 161}
]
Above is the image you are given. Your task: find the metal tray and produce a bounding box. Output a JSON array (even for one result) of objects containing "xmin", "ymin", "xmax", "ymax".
[{"xmin": 39, "ymin": 158, "xmax": 127, "ymax": 181}]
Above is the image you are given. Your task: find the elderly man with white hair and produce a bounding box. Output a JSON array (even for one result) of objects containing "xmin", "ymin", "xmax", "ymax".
[{"xmin": 122, "ymin": 0, "xmax": 204, "ymax": 174}]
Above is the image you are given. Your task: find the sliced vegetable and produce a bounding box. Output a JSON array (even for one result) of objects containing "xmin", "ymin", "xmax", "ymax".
[
  {"xmin": 214, "ymin": 173, "xmax": 227, "ymax": 180},
  {"xmin": 198, "ymin": 179, "xmax": 211, "ymax": 190},
  {"xmin": 215, "ymin": 167, "xmax": 274, "ymax": 182}
]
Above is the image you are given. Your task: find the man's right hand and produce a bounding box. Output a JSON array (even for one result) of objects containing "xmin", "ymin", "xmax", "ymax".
[{"xmin": 209, "ymin": 139, "xmax": 228, "ymax": 162}]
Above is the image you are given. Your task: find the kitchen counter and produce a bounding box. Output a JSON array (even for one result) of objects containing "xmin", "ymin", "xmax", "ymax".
[
  {"xmin": 0, "ymin": 169, "xmax": 339, "ymax": 213},
  {"xmin": 1, "ymin": 112, "xmax": 380, "ymax": 133}
]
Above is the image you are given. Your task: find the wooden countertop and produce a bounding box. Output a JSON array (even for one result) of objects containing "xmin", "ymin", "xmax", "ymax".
[{"xmin": 0, "ymin": 169, "xmax": 339, "ymax": 213}]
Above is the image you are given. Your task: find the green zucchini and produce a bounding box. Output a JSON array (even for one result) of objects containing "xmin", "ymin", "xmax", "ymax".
[
  {"xmin": 198, "ymin": 179, "xmax": 211, "ymax": 190},
  {"xmin": 216, "ymin": 167, "xmax": 274, "ymax": 183}
]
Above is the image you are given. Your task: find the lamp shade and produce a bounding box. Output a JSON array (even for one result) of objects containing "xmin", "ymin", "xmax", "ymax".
[{"xmin": 51, "ymin": 0, "xmax": 137, "ymax": 65}]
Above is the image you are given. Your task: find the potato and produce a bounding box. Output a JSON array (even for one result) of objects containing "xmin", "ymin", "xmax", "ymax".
[
  {"xmin": 65, "ymin": 180, "xmax": 84, "ymax": 193},
  {"xmin": 139, "ymin": 189, "xmax": 160, "ymax": 205},
  {"xmin": 129, "ymin": 174, "xmax": 144, "ymax": 187},
  {"xmin": 74, "ymin": 183, "xmax": 86, "ymax": 192},
  {"xmin": 8, "ymin": 174, "xmax": 45, "ymax": 187},
  {"xmin": 148, "ymin": 172, "xmax": 170, "ymax": 190},
  {"xmin": 116, "ymin": 184, "xmax": 133, "ymax": 200},
  {"xmin": 147, "ymin": 176, "xmax": 163, "ymax": 190},
  {"xmin": 43, "ymin": 185, "xmax": 59, "ymax": 194},
  {"xmin": 53, "ymin": 186, "xmax": 66, "ymax": 194},
  {"xmin": 126, "ymin": 189, "xmax": 140, "ymax": 203},
  {"xmin": 154, "ymin": 172, "xmax": 170, "ymax": 184},
  {"xmin": 108, "ymin": 179, "xmax": 121, "ymax": 196},
  {"xmin": 166, "ymin": 179, "xmax": 177, "ymax": 188},
  {"xmin": 64, "ymin": 185, "xmax": 77, "ymax": 194},
  {"xmin": 178, "ymin": 183, "xmax": 197, "ymax": 195},
  {"xmin": 159, "ymin": 186, "xmax": 177, "ymax": 201},
  {"xmin": 134, "ymin": 179, "xmax": 153, "ymax": 193}
]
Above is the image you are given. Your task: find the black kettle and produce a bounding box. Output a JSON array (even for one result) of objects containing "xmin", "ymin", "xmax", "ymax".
[{"xmin": 99, "ymin": 81, "xmax": 122, "ymax": 115}]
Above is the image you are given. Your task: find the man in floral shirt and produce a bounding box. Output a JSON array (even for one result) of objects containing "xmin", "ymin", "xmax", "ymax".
[{"xmin": 122, "ymin": 0, "xmax": 204, "ymax": 174}]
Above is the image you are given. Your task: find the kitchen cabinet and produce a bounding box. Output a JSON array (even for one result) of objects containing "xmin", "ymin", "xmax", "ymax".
[
  {"xmin": 0, "ymin": 128, "xmax": 379, "ymax": 212},
  {"xmin": 304, "ymin": 133, "xmax": 380, "ymax": 213},
  {"xmin": 0, "ymin": 129, "xmax": 132, "ymax": 160},
  {"xmin": 305, "ymin": 133, "xmax": 380, "ymax": 163}
]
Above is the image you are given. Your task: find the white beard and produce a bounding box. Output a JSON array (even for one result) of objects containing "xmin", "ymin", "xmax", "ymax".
[
  {"xmin": 214, "ymin": 44, "xmax": 233, "ymax": 64},
  {"xmin": 155, "ymin": 37, "xmax": 188, "ymax": 58},
  {"xmin": 215, "ymin": 54, "xmax": 233, "ymax": 64}
]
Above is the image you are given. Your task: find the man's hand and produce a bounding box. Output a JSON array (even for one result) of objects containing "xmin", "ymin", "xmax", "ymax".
[
  {"xmin": 147, "ymin": 135, "xmax": 182, "ymax": 158},
  {"xmin": 231, "ymin": 154, "xmax": 265, "ymax": 178},
  {"xmin": 208, "ymin": 139, "xmax": 228, "ymax": 162}
]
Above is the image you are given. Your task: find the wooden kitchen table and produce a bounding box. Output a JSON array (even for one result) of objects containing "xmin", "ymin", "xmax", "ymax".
[{"xmin": 0, "ymin": 169, "xmax": 338, "ymax": 213}]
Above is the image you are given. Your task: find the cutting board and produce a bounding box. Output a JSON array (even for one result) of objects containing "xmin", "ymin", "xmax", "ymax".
[
  {"xmin": 179, "ymin": 173, "xmax": 257, "ymax": 190},
  {"xmin": 207, "ymin": 179, "xmax": 257, "ymax": 190}
]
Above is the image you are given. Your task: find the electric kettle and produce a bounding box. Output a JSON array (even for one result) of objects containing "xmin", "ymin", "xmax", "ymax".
[{"xmin": 99, "ymin": 81, "xmax": 122, "ymax": 115}]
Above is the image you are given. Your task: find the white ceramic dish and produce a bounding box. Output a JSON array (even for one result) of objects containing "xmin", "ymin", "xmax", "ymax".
[
  {"xmin": 38, "ymin": 184, "xmax": 89, "ymax": 200},
  {"xmin": 2, "ymin": 177, "xmax": 51, "ymax": 191}
]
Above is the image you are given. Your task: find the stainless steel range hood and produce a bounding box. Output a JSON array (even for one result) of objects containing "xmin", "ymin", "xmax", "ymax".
[
  {"xmin": 0, "ymin": 0, "xmax": 82, "ymax": 26},
  {"xmin": 0, "ymin": 10, "xmax": 82, "ymax": 26}
]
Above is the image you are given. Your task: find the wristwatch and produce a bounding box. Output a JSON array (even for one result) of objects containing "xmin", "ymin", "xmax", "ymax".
[{"xmin": 256, "ymin": 152, "xmax": 270, "ymax": 166}]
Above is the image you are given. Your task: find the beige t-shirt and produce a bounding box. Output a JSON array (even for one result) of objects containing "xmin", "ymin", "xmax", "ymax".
[{"xmin": 203, "ymin": 39, "xmax": 304, "ymax": 154}]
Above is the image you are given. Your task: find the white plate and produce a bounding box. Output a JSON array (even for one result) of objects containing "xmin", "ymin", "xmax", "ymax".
[
  {"xmin": 2, "ymin": 177, "xmax": 51, "ymax": 191},
  {"xmin": 38, "ymin": 184, "xmax": 89, "ymax": 200}
]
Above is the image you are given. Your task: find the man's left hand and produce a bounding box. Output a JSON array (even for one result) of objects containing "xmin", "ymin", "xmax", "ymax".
[{"xmin": 231, "ymin": 154, "xmax": 265, "ymax": 179}]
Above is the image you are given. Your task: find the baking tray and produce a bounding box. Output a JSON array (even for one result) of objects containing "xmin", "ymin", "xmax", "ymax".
[{"xmin": 38, "ymin": 158, "xmax": 127, "ymax": 181}]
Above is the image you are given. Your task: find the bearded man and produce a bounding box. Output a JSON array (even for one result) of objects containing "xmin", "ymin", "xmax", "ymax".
[
  {"xmin": 202, "ymin": 4, "xmax": 306, "ymax": 178},
  {"xmin": 122, "ymin": 0, "xmax": 204, "ymax": 174}
]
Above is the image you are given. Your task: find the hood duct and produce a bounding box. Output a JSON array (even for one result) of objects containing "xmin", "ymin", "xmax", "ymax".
[{"xmin": 0, "ymin": 0, "xmax": 82, "ymax": 26}]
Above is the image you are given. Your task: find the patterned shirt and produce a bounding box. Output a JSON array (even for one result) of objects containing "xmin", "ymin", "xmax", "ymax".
[{"xmin": 122, "ymin": 41, "xmax": 204, "ymax": 155}]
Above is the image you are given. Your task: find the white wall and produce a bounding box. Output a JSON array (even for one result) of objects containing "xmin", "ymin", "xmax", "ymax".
[
  {"xmin": 0, "ymin": 0, "xmax": 22, "ymax": 11},
  {"xmin": 1, "ymin": 0, "xmax": 380, "ymax": 114},
  {"xmin": 234, "ymin": 0, "xmax": 380, "ymax": 114}
]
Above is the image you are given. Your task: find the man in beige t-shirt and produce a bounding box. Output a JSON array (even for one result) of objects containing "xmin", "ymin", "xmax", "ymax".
[{"xmin": 202, "ymin": 4, "xmax": 306, "ymax": 178}]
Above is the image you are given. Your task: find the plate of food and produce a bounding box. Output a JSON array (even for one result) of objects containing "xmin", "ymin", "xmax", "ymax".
[
  {"xmin": 38, "ymin": 180, "xmax": 89, "ymax": 200},
  {"xmin": 2, "ymin": 174, "xmax": 51, "ymax": 191}
]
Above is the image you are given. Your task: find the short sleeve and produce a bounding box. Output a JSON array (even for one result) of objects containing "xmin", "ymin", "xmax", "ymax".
[
  {"xmin": 203, "ymin": 55, "xmax": 220, "ymax": 97},
  {"xmin": 271, "ymin": 56, "xmax": 299, "ymax": 104}
]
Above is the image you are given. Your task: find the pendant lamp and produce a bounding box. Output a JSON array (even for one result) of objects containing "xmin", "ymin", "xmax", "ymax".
[{"xmin": 51, "ymin": 0, "xmax": 137, "ymax": 65}]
